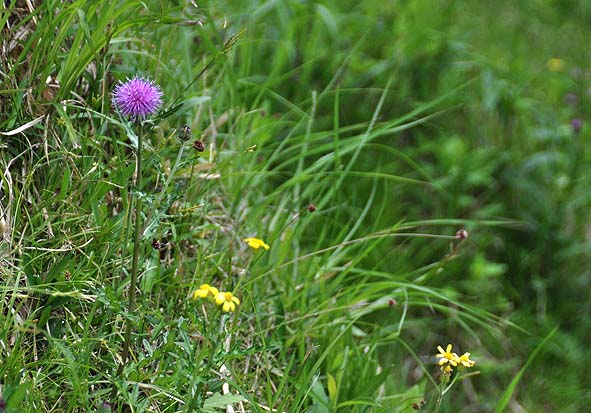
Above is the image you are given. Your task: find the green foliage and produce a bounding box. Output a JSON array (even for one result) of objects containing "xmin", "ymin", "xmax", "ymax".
[{"xmin": 1, "ymin": 0, "xmax": 589, "ymax": 412}]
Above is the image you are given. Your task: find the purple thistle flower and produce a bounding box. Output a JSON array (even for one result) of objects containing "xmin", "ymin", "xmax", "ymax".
[
  {"xmin": 112, "ymin": 76, "xmax": 163, "ymax": 120},
  {"xmin": 571, "ymin": 118, "xmax": 583, "ymax": 134}
]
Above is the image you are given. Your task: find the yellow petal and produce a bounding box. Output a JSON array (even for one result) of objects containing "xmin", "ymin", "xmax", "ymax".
[
  {"xmin": 244, "ymin": 238, "xmax": 258, "ymax": 248},
  {"xmin": 232, "ymin": 296, "xmax": 240, "ymax": 305},
  {"xmin": 195, "ymin": 289, "xmax": 208, "ymax": 299},
  {"xmin": 215, "ymin": 292, "xmax": 225, "ymax": 305},
  {"xmin": 245, "ymin": 237, "xmax": 269, "ymax": 250}
]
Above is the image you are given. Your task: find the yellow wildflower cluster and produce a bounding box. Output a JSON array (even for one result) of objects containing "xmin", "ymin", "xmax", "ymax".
[
  {"xmin": 244, "ymin": 237, "xmax": 269, "ymax": 250},
  {"xmin": 435, "ymin": 344, "xmax": 475, "ymax": 376},
  {"xmin": 192, "ymin": 284, "xmax": 240, "ymax": 313},
  {"xmin": 192, "ymin": 284, "xmax": 219, "ymax": 300}
]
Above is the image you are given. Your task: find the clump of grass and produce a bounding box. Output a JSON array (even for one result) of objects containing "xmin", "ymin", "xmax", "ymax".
[{"xmin": 2, "ymin": 1, "xmax": 589, "ymax": 412}]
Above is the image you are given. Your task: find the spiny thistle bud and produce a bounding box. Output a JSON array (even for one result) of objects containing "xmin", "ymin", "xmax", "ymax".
[
  {"xmin": 178, "ymin": 125, "xmax": 192, "ymax": 140},
  {"xmin": 193, "ymin": 140, "xmax": 205, "ymax": 152}
]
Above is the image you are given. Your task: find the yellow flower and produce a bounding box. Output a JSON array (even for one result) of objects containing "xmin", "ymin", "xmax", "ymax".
[
  {"xmin": 244, "ymin": 237, "xmax": 270, "ymax": 250},
  {"xmin": 458, "ymin": 352, "xmax": 475, "ymax": 367},
  {"xmin": 435, "ymin": 344, "xmax": 459, "ymax": 367},
  {"xmin": 192, "ymin": 284, "xmax": 219, "ymax": 300},
  {"xmin": 441, "ymin": 364, "xmax": 453, "ymax": 376},
  {"xmin": 215, "ymin": 291, "xmax": 240, "ymax": 312},
  {"xmin": 547, "ymin": 58, "xmax": 564, "ymax": 72}
]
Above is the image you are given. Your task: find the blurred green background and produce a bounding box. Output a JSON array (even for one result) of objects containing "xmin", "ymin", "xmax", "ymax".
[
  {"xmin": 222, "ymin": 0, "xmax": 591, "ymax": 409},
  {"xmin": 227, "ymin": 0, "xmax": 591, "ymax": 412}
]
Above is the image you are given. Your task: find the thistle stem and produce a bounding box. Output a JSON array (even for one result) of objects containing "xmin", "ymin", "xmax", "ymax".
[{"xmin": 119, "ymin": 124, "xmax": 143, "ymax": 374}]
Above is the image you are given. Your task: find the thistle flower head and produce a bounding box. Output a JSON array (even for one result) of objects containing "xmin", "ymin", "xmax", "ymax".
[
  {"xmin": 572, "ymin": 118, "xmax": 583, "ymax": 134},
  {"xmin": 112, "ymin": 75, "xmax": 163, "ymax": 119}
]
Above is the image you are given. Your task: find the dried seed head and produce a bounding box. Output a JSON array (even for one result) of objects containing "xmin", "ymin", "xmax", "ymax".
[
  {"xmin": 411, "ymin": 401, "xmax": 426, "ymax": 410},
  {"xmin": 193, "ymin": 140, "xmax": 205, "ymax": 152},
  {"xmin": 456, "ymin": 229, "xmax": 468, "ymax": 239}
]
